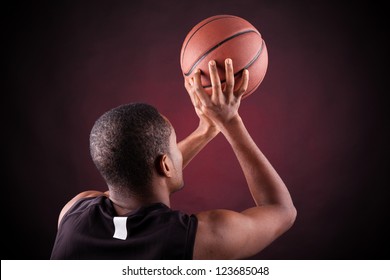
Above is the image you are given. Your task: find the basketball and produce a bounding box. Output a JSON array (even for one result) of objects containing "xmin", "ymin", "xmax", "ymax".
[{"xmin": 180, "ymin": 15, "xmax": 268, "ymax": 98}]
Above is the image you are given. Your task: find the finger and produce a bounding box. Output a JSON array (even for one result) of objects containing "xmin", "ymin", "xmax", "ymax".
[
  {"xmin": 193, "ymin": 69, "xmax": 212, "ymax": 106},
  {"xmin": 188, "ymin": 76, "xmax": 194, "ymax": 86},
  {"xmin": 185, "ymin": 76, "xmax": 195, "ymax": 91},
  {"xmin": 224, "ymin": 58, "xmax": 234, "ymax": 102},
  {"xmin": 184, "ymin": 76, "xmax": 205, "ymax": 117},
  {"xmin": 194, "ymin": 92, "xmax": 202, "ymax": 109},
  {"xmin": 184, "ymin": 78, "xmax": 191, "ymax": 92},
  {"xmin": 208, "ymin": 60, "xmax": 222, "ymax": 104},
  {"xmin": 185, "ymin": 77, "xmax": 200, "ymax": 108},
  {"xmin": 234, "ymin": 69, "xmax": 249, "ymax": 98}
]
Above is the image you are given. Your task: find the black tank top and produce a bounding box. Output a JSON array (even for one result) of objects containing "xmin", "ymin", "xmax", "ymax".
[{"xmin": 50, "ymin": 196, "xmax": 198, "ymax": 259}]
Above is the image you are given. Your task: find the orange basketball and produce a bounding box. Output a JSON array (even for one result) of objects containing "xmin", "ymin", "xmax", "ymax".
[{"xmin": 180, "ymin": 15, "xmax": 268, "ymax": 98}]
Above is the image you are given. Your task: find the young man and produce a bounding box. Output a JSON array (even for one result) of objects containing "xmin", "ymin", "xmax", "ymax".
[{"xmin": 51, "ymin": 59, "xmax": 296, "ymax": 260}]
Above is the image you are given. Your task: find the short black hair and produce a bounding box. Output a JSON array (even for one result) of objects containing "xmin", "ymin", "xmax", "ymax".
[{"xmin": 90, "ymin": 103, "xmax": 172, "ymax": 196}]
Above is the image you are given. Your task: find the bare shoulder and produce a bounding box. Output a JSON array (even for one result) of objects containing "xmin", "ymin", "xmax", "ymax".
[
  {"xmin": 57, "ymin": 190, "xmax": 107, "ymax": 228},
  {"xmin": 193, "ymin": 206, "xmax": 296, "ymax": 260}
]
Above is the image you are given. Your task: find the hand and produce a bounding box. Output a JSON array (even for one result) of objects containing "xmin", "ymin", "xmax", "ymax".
[
  {"xmin": 185, "ymin": 58, "xmax": 249, "ymax": 129},
  {"xmin": 185, "ymin": 72, "xmax": 219, "ymax": 134}
]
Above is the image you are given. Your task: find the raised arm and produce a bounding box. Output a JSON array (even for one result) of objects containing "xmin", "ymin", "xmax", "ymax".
[
  {"xmin": 187, "ymin": 59, "xmax": 296, "ymax": 259},
  {"xmin": 178, "ymin": 78, "xmax": 221, "ymax": 168},
  {"xmin": 178, "ymin": 119, "xmax": 219, "ymax": 169}
]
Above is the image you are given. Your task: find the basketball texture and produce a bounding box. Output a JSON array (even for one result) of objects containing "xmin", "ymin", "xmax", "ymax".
[{"xmin": 180, "ymin": 15, "xmax": 268, "ymax": 98}]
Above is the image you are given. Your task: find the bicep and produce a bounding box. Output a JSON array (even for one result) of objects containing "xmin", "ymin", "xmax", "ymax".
[
  {"xmin": 57, "ymin": 190, "xmax": 107, "ymax": 228},
  {"xmin": 194, "ymin": 206, "xmax": 293, "ymax": 260}
]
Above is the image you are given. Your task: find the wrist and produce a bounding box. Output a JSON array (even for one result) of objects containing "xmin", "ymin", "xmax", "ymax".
[
  {"xmin": 217, "ymin": 114, "xmax": 244, "ymax": 134},
  {"xmin": 197, "ymin": 119, "xmax": 220, "ymax": 138}
]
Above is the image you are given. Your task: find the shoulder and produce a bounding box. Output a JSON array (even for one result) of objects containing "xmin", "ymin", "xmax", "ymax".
[{"xmin": 57, "ymin": 190, "xmax": 108, "ymax": 228}]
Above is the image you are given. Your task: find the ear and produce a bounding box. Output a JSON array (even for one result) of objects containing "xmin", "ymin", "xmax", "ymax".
[{"xmin": 156, "ymin": 154, "xmax": 173, "ymax": 178}]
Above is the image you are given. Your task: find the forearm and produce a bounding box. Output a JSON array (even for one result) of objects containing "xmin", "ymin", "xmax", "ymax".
[
  {"xmin": 220, "ymin": 115, "xmax": 294, "ymax": 208},
  {"xmin": 178, "ymin": 121, "xmax": 219, "ymax": 169}
]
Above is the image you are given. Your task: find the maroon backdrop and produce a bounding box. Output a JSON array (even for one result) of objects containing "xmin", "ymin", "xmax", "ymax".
[{"xmin": 4, "ymin": 0, "xmax": 388, "ymax": 259}]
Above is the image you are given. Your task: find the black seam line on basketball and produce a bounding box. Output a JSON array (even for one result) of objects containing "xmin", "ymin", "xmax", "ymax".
[
  {"xmin": 202, "ymin": 39, "xmax": 264, "ymax": 88},
  {"xmin": 184, "ymin": 30, "xmax": 260, "ymax": 77},
  {"xmin": 181, "ymin": 15, "xmax": 238, "ymax": 65}
]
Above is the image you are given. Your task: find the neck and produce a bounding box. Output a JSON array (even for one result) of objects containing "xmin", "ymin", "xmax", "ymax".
[{"xmin": 108, "ymin": 187, "xmax": 171, "ymax": 216}]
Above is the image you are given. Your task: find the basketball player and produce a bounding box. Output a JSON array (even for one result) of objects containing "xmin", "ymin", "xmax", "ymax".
[{"xmin": 50, "ymin": 59, "xmax": 296, "ymax": 259}]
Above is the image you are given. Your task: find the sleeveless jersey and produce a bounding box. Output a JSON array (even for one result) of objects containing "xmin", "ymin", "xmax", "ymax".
[{"xmin": 50, "ymin": 196, "xmax": 198, "ymax": 259}]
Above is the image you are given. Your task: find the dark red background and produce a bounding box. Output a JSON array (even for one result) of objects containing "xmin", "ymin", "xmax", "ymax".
[{"xmin": 4, "ymin": 0, "xmax": 388, "ymax": 259}]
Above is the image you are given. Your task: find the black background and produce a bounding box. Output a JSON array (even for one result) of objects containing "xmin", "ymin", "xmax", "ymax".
[{"xmin": 4, "ymin": 0, "xmax": 388, "ymax": 259}]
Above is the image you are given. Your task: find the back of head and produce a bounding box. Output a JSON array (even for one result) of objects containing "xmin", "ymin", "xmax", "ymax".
[{"xmin": 89, "ymin": 103, "xmax": 171, "ymax": 196}]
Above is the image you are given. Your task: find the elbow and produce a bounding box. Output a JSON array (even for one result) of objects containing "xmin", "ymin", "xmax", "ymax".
[
  {"xmin": 270, "ymin": 204, "xmax": 297, "ymax": 240},
  {"xmin": 276, "ymin": 203, "xmax": 297, "ymax": 231},
  {"xmin": 291, "ymin": 206, "xmax": 297, "ymax": 226},
  {"xmin": 285, "ymin": 205, "xmax": 297, "ymax": 229}
]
